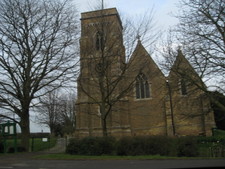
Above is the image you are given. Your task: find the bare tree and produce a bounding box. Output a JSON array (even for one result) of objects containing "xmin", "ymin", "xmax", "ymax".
[
  {"xmin": 36, "ymin": 89, "xmax": 76, "ymax": 136},
  {"xmin": 0, "ymin": 0, "xmax": 79, "ymax": 151},
  {"xmin": 176, "ymin": 0, "xmax": 224, "ymax": 78},
  {"xmin": 36, "ymin": 90, "xmax": 61, "ymax": 136},
  {"xmin": 59, "ymin": 91, "xmax": 76, "ymax": 135},
  {"xmin": 175, "ymin": 0, "xmax": 225, "ymax": 103},
  {"xmin": 77, "ymin": 7, "xmax": 159, "ymax": 137},
  {"xmin": 160, "ymin": 0, "xmax": 225, "ymax": 112}
]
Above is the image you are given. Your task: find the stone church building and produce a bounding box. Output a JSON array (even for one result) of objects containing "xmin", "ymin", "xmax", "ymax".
[{"xmin": 75, "ymin": 8, "xmax": 215, "ymax": 138}]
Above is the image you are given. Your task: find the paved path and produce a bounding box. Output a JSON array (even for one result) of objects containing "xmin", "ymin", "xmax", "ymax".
[{"xmin": 44, "ymin": 138, "xmax": 66, "ymax": 153}]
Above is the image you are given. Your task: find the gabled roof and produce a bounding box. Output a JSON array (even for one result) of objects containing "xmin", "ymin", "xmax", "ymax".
[
  {"xmin": 168, "ymin": 49, "xmax": 198, "ymax": 78},
  {"xmin": 168, "ymin": 49, "xmax": 206, "ymax": 89},
  {"xmin": 128, "ymin": 40, "xmax": 165, "ymax": 77}
]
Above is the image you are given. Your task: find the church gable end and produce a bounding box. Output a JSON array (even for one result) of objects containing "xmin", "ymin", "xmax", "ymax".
[{"xmin": 167, "ymin": 50, "xmax": 215, "ymax": 136}]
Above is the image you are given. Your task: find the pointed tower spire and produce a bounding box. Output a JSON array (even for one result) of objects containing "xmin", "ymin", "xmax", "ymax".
[
  {"xmin": 136, "ymin": 34, "xmax": 141, "ymax": 44},
  {"xmin": 177, "ymin": 46, "xmax": 183, "ymax": 56},
  {"xmin": 136, "ymin": 34, "xmax": 140, "ymax": 40}
]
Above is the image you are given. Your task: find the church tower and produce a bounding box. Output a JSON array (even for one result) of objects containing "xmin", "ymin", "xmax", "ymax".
[
  {"xmin": 76, "ymin": 8, "xmax": 127, "ymax": 137},
  {"xmin": 79, "ymin": 8, "xmax": 125, "ymax": 78}
]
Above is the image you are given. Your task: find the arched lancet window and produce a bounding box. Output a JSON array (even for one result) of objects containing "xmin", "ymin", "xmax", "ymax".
[
  {"xmin": 96, "ymin": 31, "xmax": 104, "ymax": 50},
  {"xmin": 136, "ymin": 73, "xmax": 150, "ymax": 99},
  {"xmin": 180, "ymin": 78, "xmax": 187, "ymax": 95}
]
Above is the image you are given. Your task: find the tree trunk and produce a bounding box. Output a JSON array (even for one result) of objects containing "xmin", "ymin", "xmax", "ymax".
[
  {"xmin": 101, "ymin": 118, "xmax": 108, "ymax": 137},
  {"xmin": 100, "ymin": 103, "xmax": 108, "ymax": 137},
  {"xmin": 20, "ymin": 113, "xmax": 30, "ymax": 152}
]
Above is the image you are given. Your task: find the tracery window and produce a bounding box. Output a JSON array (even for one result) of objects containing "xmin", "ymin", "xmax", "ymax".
[{"xmin": 136, "ymin": 73, "xmax": 150, "ymax": 99}]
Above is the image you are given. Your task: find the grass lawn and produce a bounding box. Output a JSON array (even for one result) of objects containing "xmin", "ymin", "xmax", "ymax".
[
  {"xmin": 30, "ymin": 137, "xmax": 57, "ymax": 152},
  {"xmin": 1, "ymin": 137, "xmax": 57, "ymax": 153}
]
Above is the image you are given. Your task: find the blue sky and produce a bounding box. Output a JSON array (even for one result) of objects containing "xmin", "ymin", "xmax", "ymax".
[{"xmin": 76, "ymin": 0, "xmax": 180, "ymax": 30}]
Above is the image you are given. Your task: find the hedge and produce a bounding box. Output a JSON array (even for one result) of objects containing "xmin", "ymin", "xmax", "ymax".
[
  {"xmin": 176, "ymin": 137, "xmax": 199, "ymax": 157},
  {"xmin": 0, "ymin": 142, "xmax": 4, "ymax": 153},
  {"xmin": 116, "ymin": 136, "xmax": 176, "ymax": 156},
  {"xmin": 66, "ymin": 137, "xmax": 116, "ymax": 155},
  {"xmin": 66, "ymin": 136, "xmax": 200, "ymax": 157}
]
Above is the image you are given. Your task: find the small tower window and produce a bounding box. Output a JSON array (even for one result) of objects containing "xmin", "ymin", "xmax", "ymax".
[
  {"xmin": 96, "ymin": 31, "xmax": 104, "ymax": 50},
  {"xmin": 136, "ymin": 73, "xmax": 150, "ymax": 99},
  {"xmin": 180, "ymin": 78, "xmax": 187, "ymax": 95}
]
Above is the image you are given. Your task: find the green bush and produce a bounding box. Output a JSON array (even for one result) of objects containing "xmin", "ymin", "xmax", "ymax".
[
  {"xmin": 79, "ymin": 137, "xmax": 100, "ymax": 155},
  {"xmin": 197, "ymin": 132, "xmax": 225, "ymax": 146},
  {"xmin": 213, "ymin": 129, "xmax": 225, "ymax": 137},
  {"xmin": 66, "ymin": 138, "xmax": 81, "ymax": 155},
  {"xmin": 66, "ymin": 136, "xmax": 202, "ymax": 157},
  {"xmin": 99, "ymin": 136, "xmax": 116, "ymax": 155},
  {"xmin": 66, "ymin": 137, "xmax": 116, "ymax": 155},
  {"xmin": 116, "ymin": 136, "xmax": 175, "ymax": 156},
  {"xmin": 0, "ymin": 142, "xmax": 4, "ymax": 153},
  {"xmin": 7, "ymin": 146, "xmax": 26, "ymax": 153},
  {"xmin": 143, "ymin": 136, "xmax": 174, "ymax": 156},
  {"xmin": 116, "ymin": 137, "xmax": 133, "ymax": 155},
  {"xmin": 177, "ymin": 137, "xmax": 199, "ymax": 157}
]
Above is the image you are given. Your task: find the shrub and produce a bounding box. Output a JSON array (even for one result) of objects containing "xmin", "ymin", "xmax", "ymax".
[
  {"xmin": 66, "ymin": 136, "xmax": 201, "ymax": 157},
  {"xmin": 66, "ymin": 138, "xmax": 81, "ymax": 155},
  {"xmin": 0, "ymin": 142, "xmax": 4, "ymax": 153},
  {"xmin": 197, "ymin": 135, "xmax": 225, "ymax": 146},
  {"xmin": 177, "ymin": 137, "xmax": 199, "ymax": 157},
  {"xmin": 17, "ymin": 146, "xmax": 26, "ymax": 152},
  {"xmin": 79, "ymin": 137, "xmax": 100, "ymax": 155},
  {"xmin": 66, "ymin": 137, "xmax": 116, "ymax": 155},
  {"xmin": 98, "ymin": 136, "xmax": 116, "ymax": 155},
  {"xmin": 7, "ymin": 146, "xmax": 26, "ymax": 153},
  {"xmin": 116, "ymin": 137, "xmax": 134, "ymax": 156},
  {"xmin": 144, "ymin": 136, "xmax": 170, "ymax": 156},
  {"xmin": 116, "ymin": 136, "xmax": 176, "ymax": 156}
]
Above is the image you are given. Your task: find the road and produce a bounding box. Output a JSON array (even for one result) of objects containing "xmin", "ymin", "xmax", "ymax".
[{"xmin": 0, "ymin": 153, "xmax": 225, "ymax": 169}]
